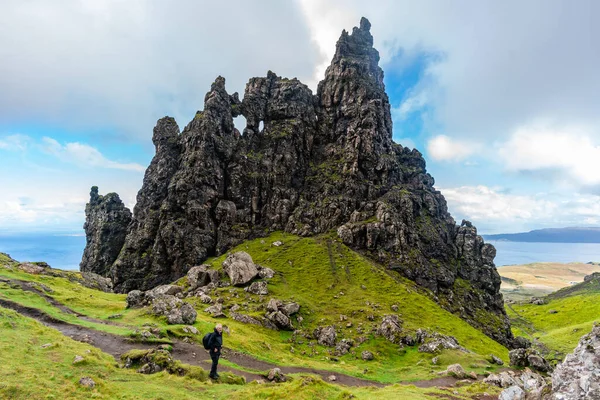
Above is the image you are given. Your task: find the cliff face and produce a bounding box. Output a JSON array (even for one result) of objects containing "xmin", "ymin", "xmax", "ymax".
[
  {"xmin": 82, "ymin": 18, "xmax": 513, "ymax": 346},
  {"xmin": 80, "ymin": 186, "xmax": 131, "ymax": 276}
]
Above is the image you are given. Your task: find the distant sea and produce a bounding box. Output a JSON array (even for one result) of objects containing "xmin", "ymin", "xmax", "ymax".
[
  {"xmin": 0, "ymin": 233, "xmax": 86, "ymax": 270},
  {"xmin": 490, "ymin": 241, "xmax": 600, "ymax": 266},
  {"xmin": 2, "ymin": 233, "xmax": 600, "ymax": 271}
]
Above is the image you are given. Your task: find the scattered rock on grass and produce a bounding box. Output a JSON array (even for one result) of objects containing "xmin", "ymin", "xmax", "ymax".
[
  {"xmin": 362, "ymin": 351, "xmax": 374, "ymax": 360},
  {"xmin": 245, "ymin": 281, "xmax": 268, "ymax": 295},
  {"xmin": 204, "ymin": 303, "xmax": 226, "ymax": 318},
  {"xmin": 79, "ymin": 377, "xmax": 95, "ymax": 388},
  {"xmin": 491, "ymin": 354, "xmax": 504, "ymax": 365},
  {"xmin": 73, "ymin": 355, "xmax": 85, "ymax": 365},
  {"xmin": 152, "ymin": 294, "xmax": 197, "ymax": 324},
  {"xmin": 376, "ymin": 315, "xmax": 403, "ymax": 343},
  {"xmin": 314, "ymin": 326, "xmax": 337, "ymax": 347},
  {"xmin": 258, "ymin": 267, "xmax": 275, "ymax": 279},
  {"xmin": 222, "ymin": 252, "xmax": 259, "ymax": 286},
  {"xmin": 183, "ymin": 326, "xmax": 199, "ymax": 335},
  {"xmin": 445, "ymin": 364, "xmax": 467, "ymax": 379},
  {"xmin": 126, "ymin": 290, "xmax": 146, "ymax": 308},
  {"xmin": 266, "ymin": 367, "xmax": 287, "ymax": 382},
  {"xmin": 499, "ymin": 385, "xmax": 524, "ymax": 400},
  {"xmin": 509, "ymin": 348, "xmax": 551, "ymax": 373}
]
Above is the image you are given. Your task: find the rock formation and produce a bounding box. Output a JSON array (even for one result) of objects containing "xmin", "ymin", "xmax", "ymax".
[
  {"xmin": 81, "ymin": 18, "xmax": 513, "ymax": 346},
  {"xmin": 550, "ymin": 324, "xmax": 600, "ymax": 399},
  {"xmin": 80, "ymin": 186, "xmax": 131, "ymax": 276}
]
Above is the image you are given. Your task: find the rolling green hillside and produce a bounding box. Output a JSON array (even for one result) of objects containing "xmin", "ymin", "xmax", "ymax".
[
  {"xmin": 506, "ymin": 273, "xmax": 600, "ymax": 362},
  {"xmin": 0, "ymin": 233, "xmax": 507, "ymax": 399}
]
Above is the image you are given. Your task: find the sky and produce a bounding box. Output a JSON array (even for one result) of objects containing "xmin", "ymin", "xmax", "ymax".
[{"xmin": 0, "ymin": 0, "xmax": 599, "ymax": 235}]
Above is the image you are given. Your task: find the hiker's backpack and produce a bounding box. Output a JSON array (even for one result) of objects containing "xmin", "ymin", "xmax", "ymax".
[{"xmin": 202, "ymin": 332, "xmax": 213, "ymax": 350}]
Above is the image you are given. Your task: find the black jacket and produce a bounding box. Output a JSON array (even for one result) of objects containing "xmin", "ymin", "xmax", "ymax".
[{"xmin": 208, "ymin": 329, "xmax": 223, "ymax": 353}]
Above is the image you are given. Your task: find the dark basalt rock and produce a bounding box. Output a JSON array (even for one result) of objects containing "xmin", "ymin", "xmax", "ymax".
[
  {"xmin": 80, "ymin": 186, "xmax": 131, "ymax": 276},
  {"xmin": 81, "ymin": 18, "xmax": 513, "ymax": 347}
]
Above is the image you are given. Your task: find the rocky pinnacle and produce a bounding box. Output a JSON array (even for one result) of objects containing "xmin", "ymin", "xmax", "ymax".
[{"xmin": 81, "ymin": 18, "xmax": 514, "ymax": 347}]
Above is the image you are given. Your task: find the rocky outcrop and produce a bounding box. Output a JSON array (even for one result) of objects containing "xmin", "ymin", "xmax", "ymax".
[
  {"xmin": 486, "ymin": 368, "xmax": 550, "ymax": 398},
  {"xmin": 186, "ymin": 265, "xmax": 219, "ymax": 289},
  {"xmin": 376, "ymin": 315, "xmax": 403, "ymax": 343},
  {"xmin": 550, "ymin": 324, "xmax": 600, "ymax": 399},
  {"xmin": 81, "ymin": 18, "xmax": 512, "ymax": 346},
  {"xmin": 80, "ymin": 186, "xmax": 131, "ymax": 276},
  {"xmin": 151, "ymin": 295, "xmax": 196, "ymax": 325},
  {"xmin": 314, "ymin": 326, "xmax": 337, "ymax": 347},
  {"xmin": 222, "ymin": 252, "xmax": 259, "ymax": 286},
  {"xmin": 509, "ymin": 348, "xmax": 552, "ymax": 373}
]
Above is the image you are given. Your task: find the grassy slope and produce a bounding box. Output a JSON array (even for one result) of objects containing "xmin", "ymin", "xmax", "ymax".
[
  {"xmin": 0, "ymin": 308, "xmax": 496, "ymax": 399},
  {"xmin": 0, "ymin": 233, "xmax": 508, "ymax": 385},
  {"xmin": 506, "ymin": 278, "xmax": 600, "ymax": 361}
]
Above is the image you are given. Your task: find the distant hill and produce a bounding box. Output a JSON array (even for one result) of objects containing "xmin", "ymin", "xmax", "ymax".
[{"xmin": 484, "ymin": 227, "xmax": 600, "ymax": 243}]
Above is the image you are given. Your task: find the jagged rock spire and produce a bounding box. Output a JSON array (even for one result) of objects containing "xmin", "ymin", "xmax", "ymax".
[
  {"xmin": 82, "ymin": 18, "xmax": 513, "ymax": 348},
  {"xmin": 80, "ymin": 187, "xmax": 131, "ymax": 276}
]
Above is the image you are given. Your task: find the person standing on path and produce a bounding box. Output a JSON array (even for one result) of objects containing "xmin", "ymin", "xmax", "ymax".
[{"xmin": 208, "ymin": 323, "xmax": 223, "ymax": 379}]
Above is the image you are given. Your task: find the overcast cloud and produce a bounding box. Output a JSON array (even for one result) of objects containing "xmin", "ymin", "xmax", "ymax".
[
  {"xmin": 0, "ymin": 0, "xmax": 322, "ymax": 140},
  {"xmin": 1, "ymin": 0, "xmax": 599, "ymax": 233}
]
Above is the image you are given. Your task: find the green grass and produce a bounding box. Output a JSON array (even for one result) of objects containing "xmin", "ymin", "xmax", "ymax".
[
  {"xmin": 506, "ymin": 287, "xmax": 600, "ymax": 361},
  {"xmin": 0, "ymin": 232, "xmax": 508, "ymax": 386},
  {"xmin": 0, "ymin": 307, "xmax": 499, "ymax": 399}
]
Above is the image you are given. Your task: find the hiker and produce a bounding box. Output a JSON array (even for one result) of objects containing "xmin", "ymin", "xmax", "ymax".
[{"xmin": 208, "ymin": 323, "xmax": 223, "ymax": 379}]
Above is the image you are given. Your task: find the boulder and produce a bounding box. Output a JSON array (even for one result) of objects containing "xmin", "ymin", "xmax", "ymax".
[
  {"xmin": 266, "ymin": 311, "xmax": 293, "ymax": 330},
  {"xmin": 266, "ymin": 367, "xmax": 286, "ymax": 382},
  {"xmin": 418, "ymin": 333, "xmax": 465, "ymax": 354},
  {"xmin": 258, "ymin": 267, "xmax": 275, "ymax": 279},
  {"xmin": 314, "ymin": 326, "xmax": 337, "ymax": 347},
  {"xmin": 509, "ymin": 348, "xmax": 551, "ymax": 373},
  {"xmin": 376, "ymin": 315, "xmax": 403, "ymax": 343},
  {"xmin": 231, "ymin": 312, "xmax": 262, "ymax": 326},
  {"xmin": 73, "ymin": 355, "xmax": 85, "ymax": 365},
  {"xmin": 445, "ymin": 364, "xmax": 467, "ymax": 379},
  {"xmin": 362, "ymin": 351, "xmax": 374, "ymax": 360},
  {"xmin": 498, "ymin": 386, "xmax": 524, "ymax": 400},
  {"xmin": 79, "ymin": 377, "xmax": 95, "ymax": 388},
  {"xmin": 267, "ymin": 298, "xmax": 282, "ymax": 313},
  {"xmin": 182, "ymin": 325, "xmax": 199, "ymax": 335},
  {"xmin": 335, "ymin": 339, "xmax": 352, "ymax": 355},
  {"xmin": 187, "ymin": 265, "xmax": 214, "ymax": 289},
  {"xmin": 282, "ymin": 302, "xmax": 300, "ymax": 316},
  {"xmin": 126, "ymin": 290, "xmax": 146, "ymax": 308},
  {"xmin": 245, "ymin": 281, "xmax": 268, "ymax": 295},
  {"xmin": 491, "ymin": 354, "xmax": 504, "ymax": 365},
  {"xmin": 222, "ymin": 252, "xmax": 259, "ymax": 286},
  {"xmin": 204, "ymin": 303, "xmax": 226, "ymax": 318},
  {"xmin": 198, "ymin": 293, "xmax": 213, "ymax": 304},
  {"xmin": 147, "ymin": 285, "xmax": 183, "ymax": 300},
  {"xmin": 151, "ymin": 294, "xmax": 197, "ymax": 324}
]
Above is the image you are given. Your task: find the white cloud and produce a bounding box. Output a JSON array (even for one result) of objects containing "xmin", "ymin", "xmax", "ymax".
[
  {"xmin": 498, "ymin": 124, "xmax": 600, "ymax": 186},
  {"xmin": 0, "ymin": 134, "xmax": 31, "ymax": 151},
  {"xmin": 427, "ymin": 135, "xmax": 480, "ymax": 162},
  {"xmin": 41, "ymin": 137, "xmax": 145, "ymax": 172},
  {"xmin": 298, "ymin": 0, "xmax": 600, "ymax": 143},
  {"xmin": 440, "ymin": 185, "xmax": 600, "ymax": 233},
  {"xmin": 0, "ymin": 0, "xmax": 320, "ymax": 139},
  {"xmin": 393, "ymin": 89, "xmax": 430, "ymax": 122}
]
